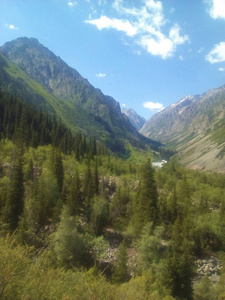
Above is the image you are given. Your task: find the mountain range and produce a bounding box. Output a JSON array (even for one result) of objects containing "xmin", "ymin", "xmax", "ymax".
[
  {"xmin": 1, "ymin": 37, "xmax": 225, "ymax": 172},
  {"xmin": 140, "ymin": 85, "xmax": 225, "ymax": 172},
  {"xmin": 0, "ymin": 37, "xmax": 159, "ymax": 156}
]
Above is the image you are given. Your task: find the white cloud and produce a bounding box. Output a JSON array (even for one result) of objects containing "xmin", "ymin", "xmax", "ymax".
[
  {"xmin": 205, "ymin": 42, "xmax": 225, "ymax": 63},
  {"xmin": 143, "ymin": 101, "xmax": 165, "ymax": 111},
  {"xmin": 179, "ymin": 55, "xmax": 184, "ymax": 61},
  {"xmin": 169, "ymin": 24, "xmax": 190, "ymax": 45},
  {"xmin": 96, "ymin": 73, "xmax": 106, "ymax": 78},
  {"xmin": 219, "ymin": 67, "xmax": 225, "ymax": 71},
  {"xmin": 139, "ymin": 34, "xmax": 174, "ymax": 59},
  {"xmin": 5, "ymin": 24, "xmax": 19, "ymax": 30},
  {"xmin": 86, "ymin": 15, "xmax": 137, "ymax": 36},
  {"xmin": 206, "ymin": 0, "xmax": 225, "ymax": 19},
  {"xmin": 122, "ymin": 103, "xmax": 126, "ymax": 107},
  {"xmin": 68, "ymin": 1, "xmax": 77, "ymax": 7},
  {"xmin": 85, "ymin": 0, "xmax": 189, "ymax": 59}
]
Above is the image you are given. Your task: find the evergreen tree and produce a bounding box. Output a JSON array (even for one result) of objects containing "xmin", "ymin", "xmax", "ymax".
[
  {"xmin": 162, "ymin": 216, "xmax": 194, "ymax": 300},
  {"xmin": 167, "ymin": 188, "xmax": 178, "ymax": 224},
  {"xmin": 24, "ymin": 158, "xmax": 34, "ymax": 182},
  {"xmin": 91, "ymin": 195, "xmax": 108, "ymax": 235},
  {"xmin": 93, "ymin": 159, "xmax": 99, "ymax": 196},
  {"xmin": 52, "ymin": 149, "xmax": 64, "ymax": 194},
  {"xmin": 4, "ymin": 157, "xmax": 24, "ymax": 231},
  {"xmin": 131, "ymin": 158, "xmax": 158, "ymax": 234},
  {"xmin": 67, "ymin": 170, "xmax": 82, "ymax": 216},
  {"xmin": 83, "ymin": 161, "xmax": 94, "ymax": 221},
  {"xmin": 13, "ymin": 108, "xmax": 29, "ymax": 154},
  {"xmin": 111, "ymin": 241, "xmax": 129, "ymax": 284}
]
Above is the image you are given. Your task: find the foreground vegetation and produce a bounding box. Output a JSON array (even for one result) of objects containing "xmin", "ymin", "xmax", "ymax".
[{"xmin": 1, "ymin": 92, "xmax": 225, "ymax": 299}]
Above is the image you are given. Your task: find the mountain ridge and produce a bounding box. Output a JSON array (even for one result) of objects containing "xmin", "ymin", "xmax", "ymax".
[
  {"xmin": 0, "ymin": 37, "xmax": 161, "ymax": 155},
  {"xmin": 140, "ymin": 85, "xmax": 225, "ymax": 171},
  {"xmin": 122, "ymin": 108, "xmax": 146, "ymax": 131}
]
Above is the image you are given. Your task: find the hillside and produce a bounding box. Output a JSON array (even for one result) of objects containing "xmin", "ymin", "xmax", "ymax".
[
  {"xmin": 140, "ymin": 85, "xmax": 225, "ymax": 172},
  {"xmin": 1, "ymin": 121, "xmax": 225, "ymax": 298},
  {"xmin": 0, "ymin": 51, "xmax": 111, "ymax": 138},
  {"xmin": 0, "ymin": 37, "xmax": 160, "ymax": 156}
]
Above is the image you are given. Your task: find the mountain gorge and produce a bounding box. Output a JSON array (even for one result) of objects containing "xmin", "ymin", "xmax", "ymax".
[
  {"xmin": 141, "ymin": 85, "xmax": 225, "ymax": 172},
  {"xmin": 0, "ymin": 37, "xmax": 159, "ymax": 156}
]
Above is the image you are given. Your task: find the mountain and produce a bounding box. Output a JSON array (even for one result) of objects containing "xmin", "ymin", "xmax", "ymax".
[
  {"xmin": 122, "ymin": 108, "xmax": 146, "ymax": 131},
  {"xmin": 0, "ymin": 37, "xmax": 160, "ymax": 155},
  {"xmin": 140, "ymin": 85, "xmax": 225, "ymax": 172}
]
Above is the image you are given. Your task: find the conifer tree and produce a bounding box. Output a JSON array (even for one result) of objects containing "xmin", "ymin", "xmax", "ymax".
[
  {"xmin": 131, "ymin": 158, "xmax": 158, "ymax": 234},
  {"xmin": 13, "ymin": 108, "xmax": 29, "ymax": 154},
  {"xmin": 83, "ymin": 161, "xmax": 94, "ymax": 221},
  {"xmin": 4, "ymin": 157, "xmax": 24, "ymax": 231},
  {"xmin": 111, "ymin": 241, "xmax": 129, "ymax": 284},
  {"xmin": 93, "ymin": 159, "xmax": 99, "ymax": 196},
  {"xmin": 67, "ymin": 170, "xmax": 82, "ymax": 216},
  {"xmin": 52, "ymin": 149, "xmax": 64, "ymax": 194},
  {"xmin": 162, "ymin": 216, "xmax": 194, "ymax": 300},
  {"xmin": 167, "ymin": 188, "xmax": 178, "ymax": 224},
  {"xmin": 91, "ymin": 195, "xmax": 108, "ymax": 234},
  {"xmin": 25, "ymin": 158, "xmax": 34, "ymax": 182}
]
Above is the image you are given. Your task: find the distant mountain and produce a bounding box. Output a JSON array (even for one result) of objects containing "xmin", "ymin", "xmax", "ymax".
[
  {"xmin": 122, "ymin": 108, "xmax": 146, "ymax": 131},
  {"xmin": 0, "ymin": 37, "xmax": 160, "ymax": 155},
  {"xmin": 140, "ymin": 85, "xmax": 225, "ymax": 172}
]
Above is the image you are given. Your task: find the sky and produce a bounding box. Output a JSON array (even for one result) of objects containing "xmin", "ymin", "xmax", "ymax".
[{"xmin": 1, "ymin": 0, "xmax": 225, "ymax": 120}]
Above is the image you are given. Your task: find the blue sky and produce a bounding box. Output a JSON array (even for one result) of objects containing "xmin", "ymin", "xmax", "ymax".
[{"xmin": 1, "ymin": 0, "xmax": 225, "ymax": 120}]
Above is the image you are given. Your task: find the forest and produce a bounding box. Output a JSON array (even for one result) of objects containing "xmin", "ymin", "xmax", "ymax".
[{"xmin": 1, "ymin": 91, "xmax": 225, "ymax": 299}]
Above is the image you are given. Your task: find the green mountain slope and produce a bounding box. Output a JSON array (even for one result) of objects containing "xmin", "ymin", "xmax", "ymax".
[
  {"xmin": 0, "ymin": 37, "xmax": 160, "ymax": 155},
  {"xmin": 140, "ymin": 85, "xmax": 225, "ymax": 172}
]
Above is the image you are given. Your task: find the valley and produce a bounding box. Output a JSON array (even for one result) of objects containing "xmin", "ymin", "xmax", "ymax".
[
  {"xmin": 140, "ymin": 86, "xmax": 225, "ymax": 172},
  {"xmin": 0, "ymin": 37, "xmax": 225, "ymax": 300}
]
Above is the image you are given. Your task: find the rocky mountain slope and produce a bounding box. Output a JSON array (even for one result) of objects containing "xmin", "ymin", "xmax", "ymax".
[
  {"xmin": 140, "ymin": 85, "xmax": 225, "ymax": 172},
  {"xmin": 122, "ymin": 108, "xmax": 146, "ymax": 131},
  {"xmin": 0, "ymin": 37, "xmax": 160, "ymax": 155}
]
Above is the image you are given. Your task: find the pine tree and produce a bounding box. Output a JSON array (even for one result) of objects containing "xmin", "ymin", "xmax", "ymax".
[
  {"xmin": 111, "ymin": 241, "xmax": 129, "ymax": 284},
  {"xmin": 93, "ymin": 159, "xmax": 99, "ymax": 196},
  {"xmin": 25, "ymin": 158, "xmax": 34, "ymax": 182},
  {"xmin": 167, "ymin": 188, "xmax": 178, "ymax": 224},
  {"xmin": 131, "ymin": 158, "xmax": 158, "ymax": 234},
  {"xmin": 52, "ymin": 149, "xmax": 64, "ymax": 194},
  {"xmin": 16, "ymin": 108, "xmax": 29, "ymax": 152},
  {"xmin": 162, "ymin": 216, "xmax": 194, "ymax": 300},
  {"xmin": 67, "ymin": 170, "xmax": 82, "ymax": 216},
  {"xmin": 4, "ymin": 157, "xmax": 24, "ymax": 231},
  {"xmin": 83, "ymin": 161, "xmax": 94, "ymax": 221},
  {"xmin": 91, "ymin": 195, "xmax": 108, "ymax": 235}
]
